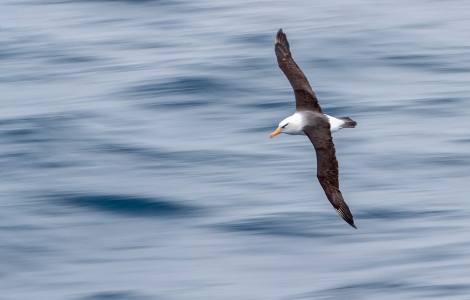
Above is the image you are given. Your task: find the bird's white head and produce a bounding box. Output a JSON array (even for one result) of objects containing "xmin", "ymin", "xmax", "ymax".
[{"xmin": 269, "ymin": 113, "xmax": 304, "ymax": 138}]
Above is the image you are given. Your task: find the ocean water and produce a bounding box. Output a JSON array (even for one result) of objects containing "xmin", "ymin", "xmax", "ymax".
[{"xmin": 1, "ymin": 0, "xmax": 470, "ymax": 299}]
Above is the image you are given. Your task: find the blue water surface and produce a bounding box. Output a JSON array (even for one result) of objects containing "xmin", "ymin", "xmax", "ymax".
[{"xmin": 1, "ymin": 0, "xmax": 470, "ymax": 299}]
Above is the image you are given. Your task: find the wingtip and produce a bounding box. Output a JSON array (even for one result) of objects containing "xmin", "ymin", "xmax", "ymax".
[
  {"xmin": 274, "ymin": 28, "xmax": 290, "ymax": 55},
  {"xmin": 275, "ymin": 28, "xmax": 283, "ymax": 44},
  {"xmin": 335, "ymin": 207, "xmax": 357, "ymax": 229}
]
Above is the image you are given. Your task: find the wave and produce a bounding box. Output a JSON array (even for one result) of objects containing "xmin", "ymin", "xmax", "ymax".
[{"xmin": 50, "ymin": 193, "xmax": 198, "ymax": 217}]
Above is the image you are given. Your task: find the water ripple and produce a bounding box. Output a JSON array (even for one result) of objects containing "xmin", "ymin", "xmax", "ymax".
[
  {"xmin": 77, "ymin": 291, "xmax": 154, "ymax": 300},
  {"xmin": 215, "ymin": 212, "xmax": 349, "ymax": 238},
  {"xmin": 356, "ymin": 208, "xmax": 454, "ymax": 220},
  {"xmin": 51, "ymin": 194, "xmax": 197, "ymax": 217},
  {"xmin": 125, "ymin": 76, "xmax": 233, "ymax": 98}
]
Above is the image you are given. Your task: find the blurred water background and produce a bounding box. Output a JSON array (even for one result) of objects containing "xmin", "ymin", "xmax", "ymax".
[{"xmin": 1, "ymin": 0, "xmax": 470, "ymax": 299}]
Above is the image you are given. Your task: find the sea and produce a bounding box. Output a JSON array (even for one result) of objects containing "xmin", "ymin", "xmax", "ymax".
[{"xmin": 1, "ymin": 0, "xmax": 470, "ymax": 299}]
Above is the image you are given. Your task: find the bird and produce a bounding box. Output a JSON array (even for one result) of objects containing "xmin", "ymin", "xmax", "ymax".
[{"xmin": 270, "ymin": 29, "xmax": 357, "ymax": 228}]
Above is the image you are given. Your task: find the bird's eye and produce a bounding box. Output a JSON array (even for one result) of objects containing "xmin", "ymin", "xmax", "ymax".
[{"xmin": 281, "ymin": 123, "xmax": 289, "ymax": 129}]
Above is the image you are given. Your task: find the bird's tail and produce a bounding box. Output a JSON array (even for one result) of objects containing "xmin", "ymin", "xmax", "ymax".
[{"xmin": 338, "ymin": 117, "xmax": 357, "ymax": 128}]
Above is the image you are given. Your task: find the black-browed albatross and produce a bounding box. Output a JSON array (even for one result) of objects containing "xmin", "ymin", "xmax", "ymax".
[{"xmin": 270, "ymin": 29, "xmax": 357, "ymax": 229}]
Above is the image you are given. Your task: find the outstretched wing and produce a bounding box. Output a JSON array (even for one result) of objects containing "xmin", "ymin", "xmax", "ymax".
[
  {"xmin": 275, "ymin": 29, "xmax": 322, "ymax": 113},
  {"xmin": 303, "ymin": 119, "xmax": 356, "ymax": 228}
]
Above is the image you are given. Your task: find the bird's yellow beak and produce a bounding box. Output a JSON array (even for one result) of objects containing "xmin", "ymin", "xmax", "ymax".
[{"xmin": 270, "ymin": 127, "xmax": 282, "ymax": 138}]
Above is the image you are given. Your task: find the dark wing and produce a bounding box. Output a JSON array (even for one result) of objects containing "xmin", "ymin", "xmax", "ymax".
[
  {"xmin": 275, "ymin": 29, "xmax": 322, "ymax": 113},
  {"xmin": 303, "ymin": 119, "xmax": 356, "ymax": 228}
]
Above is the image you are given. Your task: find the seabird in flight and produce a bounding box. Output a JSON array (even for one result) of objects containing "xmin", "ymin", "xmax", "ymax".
[{"xmin": 270, "ymin": 29, "xmax": 357, "ymax": 228}]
